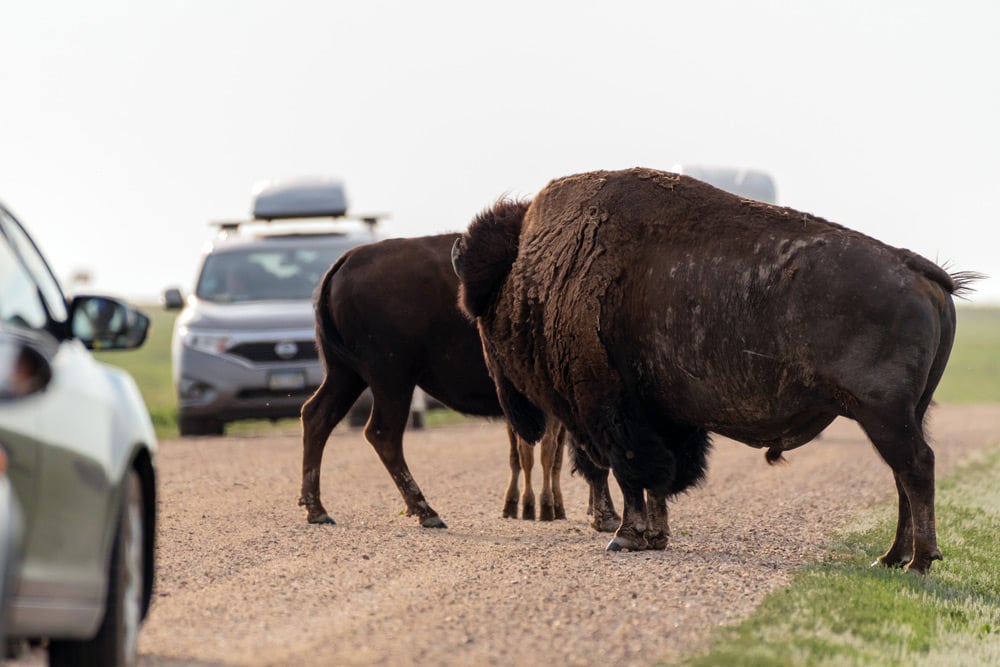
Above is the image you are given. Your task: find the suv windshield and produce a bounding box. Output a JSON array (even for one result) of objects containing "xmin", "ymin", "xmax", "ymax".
[{"xmin": 196, "ymin": 238, "xmax": 354, "ymax": 303}]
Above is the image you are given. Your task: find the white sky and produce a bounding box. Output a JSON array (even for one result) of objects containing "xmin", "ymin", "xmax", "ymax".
[{"xmin": 1, "ymin": 1, "xmax": 998, "ymax": 303}]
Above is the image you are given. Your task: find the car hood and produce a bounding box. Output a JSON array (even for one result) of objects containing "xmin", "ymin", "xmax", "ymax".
[{"xmin": 181, "ymin": 299, "xmax": 314, "ymax": 332}]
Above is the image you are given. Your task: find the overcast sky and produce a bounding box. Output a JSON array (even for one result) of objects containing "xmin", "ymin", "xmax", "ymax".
[{"xmin": 2, "ymin": 1, "xmax": 997, "ymax": 304}]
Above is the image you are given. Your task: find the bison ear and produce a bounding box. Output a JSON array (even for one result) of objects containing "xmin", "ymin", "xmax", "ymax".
[{"xmin": 496, "ymin": 374, "xmax": 546, "ymax": 443}]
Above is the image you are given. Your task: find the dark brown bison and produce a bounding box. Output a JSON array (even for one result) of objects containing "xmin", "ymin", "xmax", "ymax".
[
  {"xmin": 453, "ymin": 167, "xmax": 978, "ymax": 573},
  {"xmin": 298, "ymin": 233, "xmax": 618, "ymax": 530}
]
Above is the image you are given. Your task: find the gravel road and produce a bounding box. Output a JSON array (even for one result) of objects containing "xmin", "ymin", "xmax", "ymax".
[{"xmin": 10, "ymin": 404, "xmax": 1000, "ymax": 666}]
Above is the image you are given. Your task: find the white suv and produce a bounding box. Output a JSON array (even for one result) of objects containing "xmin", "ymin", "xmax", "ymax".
[{"xmin": 163, "ymin": 179, "xmax": 426, "ymax": 436}]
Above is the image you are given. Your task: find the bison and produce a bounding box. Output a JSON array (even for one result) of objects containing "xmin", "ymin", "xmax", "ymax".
[
  {"xmin": 298, "ymin": 233, "xmax": 618, "ymax": 530},
  {"xmin": 452, "ymin": 167, "xmax": 978, "ymax": 574}
]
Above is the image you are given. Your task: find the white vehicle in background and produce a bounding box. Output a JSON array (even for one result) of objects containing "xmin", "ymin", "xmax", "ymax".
[
  {"xmin": 163, "ymin": 179, "xmax": 427, "ymax": 436},
  {"xmin": 672, "ymin": 165, "xmax": 778, "ymax": 204}
]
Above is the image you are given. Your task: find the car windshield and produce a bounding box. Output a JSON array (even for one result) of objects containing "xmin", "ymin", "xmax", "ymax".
[{"xmin": 195, "ymin": 239, "xmax": 360, "ymax": 303}]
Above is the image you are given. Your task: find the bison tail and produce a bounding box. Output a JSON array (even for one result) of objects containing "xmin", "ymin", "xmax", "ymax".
[
  {"xmin": 900, "ymin": 250, "xmax": 985, "ymax": 299},
  {"xmin": 312, "ymin": 254, "xmax": 352, "ymax": 373},
  {"xmin": 949, "ymin": 270, "xmax": 986, "ymax": 299},
  {"xmin": 453, "ymin": 197, "xmax": 531, "ymax": 320}
]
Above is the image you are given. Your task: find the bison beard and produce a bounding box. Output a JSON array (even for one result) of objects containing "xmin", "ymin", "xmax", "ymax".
[{"xmin": 454, "ymin": 167, "xmax": 980, "ymax": 573}]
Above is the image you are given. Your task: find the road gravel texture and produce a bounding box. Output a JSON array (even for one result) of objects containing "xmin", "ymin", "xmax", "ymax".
[{"xmin": 11, "ymin": 404, "xmax": 999, "ymax": 666}]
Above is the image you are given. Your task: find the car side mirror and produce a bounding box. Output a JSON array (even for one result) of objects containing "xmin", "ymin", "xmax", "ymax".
[
  {"xmin": 0, "ymin": 330, "xmax": 53, "ymax": 400},
  {"xmin": 69, "ymin": 295, "xmax": 150, "ymax": 351},
  {"xmin": 162, "ymin": 287, "xmax": 184, "ymax": 311}
]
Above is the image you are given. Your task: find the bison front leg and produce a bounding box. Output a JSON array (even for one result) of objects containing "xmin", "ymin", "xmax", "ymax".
[
  {"xmin": 589, "ymin": 478, "xmax": 621, "ymax": 533},
  {"xmin": 569, "ymin": 439, "xmax": 620, "ymax": 532},
  {"xmin": 606, "ymin": 474, "xmax": 650, "ymax": 552},
  {"xmin": 366, "ymin": 388, "xmax": 446, "ymax": 528},
  {"xmin": 644, "ymin": 492, "xmax": 670, "ymax": 550}
]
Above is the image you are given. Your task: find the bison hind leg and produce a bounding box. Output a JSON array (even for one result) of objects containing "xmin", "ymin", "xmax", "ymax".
[{"xmin": 855, "ymin": 401, "xmax": 941, "ymax": 574}]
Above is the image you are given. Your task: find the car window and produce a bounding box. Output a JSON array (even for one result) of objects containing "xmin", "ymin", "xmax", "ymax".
[
  {"xmin": 0, "ymin": 210, "xmax": 61, "ymax": 331},
  {"xmin": 195, "ymin": 241, "xmax": 355, "ymax": 303},
  {"xmin": 0, "ymin": 207, "xmax": 68, "ymax": 329}
]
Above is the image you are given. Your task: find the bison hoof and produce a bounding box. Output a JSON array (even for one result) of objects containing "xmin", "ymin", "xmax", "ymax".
[
  {"xmin": 307, "ymin": 513, "xmax": 336, "ymax": 525},
  {"xmin": 903, "ymin": 549, "xmax": 943, "ymax": 575},
  {"xmin": 554, "ymin": 507, "xmax": 567, "ymax": 520},
  {"xmin": 502, "ymin": 501, "xmax": 518, "ymax": 519},
  {"xmin": 871, "ymin": 555, "xmax": 908, "ymax": 569},
  {"xmin": 605, "ymin": 536, "xmax": 646, "ymax": 552},
  {"xmin": 421, "ymin": 516, "xmax": 448, "ymax": 529},
  {"xmin": 539, "ymin": 505, "xmax": 555, "ymax": 521},
  {"xmin": 522, "ymin": 505, "xmax": 536, "ymax": 521}
]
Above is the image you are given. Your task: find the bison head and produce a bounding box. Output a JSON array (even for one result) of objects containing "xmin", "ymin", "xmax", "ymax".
[{"xmin": 453, "ymin": 198, "xmax": 530, "ymax": 321}]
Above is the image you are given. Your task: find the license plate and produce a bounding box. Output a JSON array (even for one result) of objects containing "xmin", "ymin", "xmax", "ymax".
[{"xmin": 268, "ymin": 370, "xmax": 306, "ymax": 391}]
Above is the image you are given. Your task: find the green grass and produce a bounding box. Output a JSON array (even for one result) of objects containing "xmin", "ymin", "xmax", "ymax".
[
  {"xmin": 94, "ymin": 304, "xmax": 178, "ymax": 436},
  {"xmin": 935, "ymin": 307, "xmax": 1000, "ymax": 403},
  {"xmin": 681, "ymin": 446, "xmax": 1000, "ymax": 667}
]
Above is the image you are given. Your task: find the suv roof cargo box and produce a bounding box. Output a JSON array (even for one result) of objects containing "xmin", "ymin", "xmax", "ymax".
[{"xmin": 252, "ymin": 178, "xmax": 349, "ymax": 220}]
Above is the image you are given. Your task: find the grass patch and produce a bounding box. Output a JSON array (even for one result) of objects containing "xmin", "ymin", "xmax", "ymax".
[
  {"xmin": 681, "ymin": 447, "xmax": 1000, "ymax": 667},
  {"xmin": 94, "ymin": 303, "xmax": 178, "ymax": 436},
  {"xmin": 935, "ymin": 307, "xmax": 1000, "ymax": 403}
]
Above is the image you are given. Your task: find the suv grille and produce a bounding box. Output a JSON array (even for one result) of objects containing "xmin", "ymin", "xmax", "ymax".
[{"xmin": 228, "ymin": 340, "xmax": 319, "ymax": 363}]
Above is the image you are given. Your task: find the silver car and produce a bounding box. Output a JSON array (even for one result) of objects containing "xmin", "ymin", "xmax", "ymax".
[
  {"xmin": 0, "ymin": 201, "xmax": 157, "ymax": 666},
  {"xmin": 163, "ymin": 179, "xmax": 426, "ymax": 437}
]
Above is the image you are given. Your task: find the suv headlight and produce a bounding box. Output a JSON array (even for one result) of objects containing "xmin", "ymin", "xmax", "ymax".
[{"xmin": 178, "ymin": 327, "xmax": 232, "ymax": 355}]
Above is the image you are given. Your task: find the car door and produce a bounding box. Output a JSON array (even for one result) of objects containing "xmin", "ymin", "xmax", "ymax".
[
  {"xmin": 0, "ymin": 206, "xmax": 118, "ymax": 620},
  {"xmin": 0, "ymin": 208, "xmax": 49, "ymax": 550}
]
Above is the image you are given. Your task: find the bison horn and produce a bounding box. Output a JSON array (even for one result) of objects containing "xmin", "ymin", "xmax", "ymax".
[{"xmin": 451, "ymin": 237, "xmax": 462, "ymax": 277}]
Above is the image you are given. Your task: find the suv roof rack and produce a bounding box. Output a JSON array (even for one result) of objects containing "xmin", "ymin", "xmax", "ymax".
[
  {"xmin": 208, "ymin": 214, "xmax": 387, "ymax": 234},
  {"xmin": 209, "ymin": 178, "xmax": 388, "ymax": 233}
]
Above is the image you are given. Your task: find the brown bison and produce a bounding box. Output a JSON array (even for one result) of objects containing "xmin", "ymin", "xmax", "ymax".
[
  {"xmin": 452, "ymin": 167, "xmax": 978, "ymax": 573},
  {"xmin": 298, "ymin": 233, "xmax": 618, "ymax": 530}
]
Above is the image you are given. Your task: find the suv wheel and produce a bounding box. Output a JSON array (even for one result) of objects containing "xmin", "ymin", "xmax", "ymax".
[
  {"xmin": 178, "ymin": 415, "xmax": 225, "ymax": 437},
  {"xmin": 48, "ymin": 470, "xmax": 144, "ymax": 667}
]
